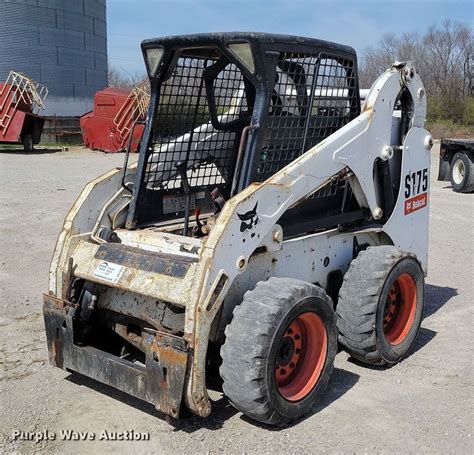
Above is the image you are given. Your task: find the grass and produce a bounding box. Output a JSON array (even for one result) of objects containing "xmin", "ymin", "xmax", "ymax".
[{"xmin": 427, "ymin": 120, "xmax": 474, "ymax": 140}]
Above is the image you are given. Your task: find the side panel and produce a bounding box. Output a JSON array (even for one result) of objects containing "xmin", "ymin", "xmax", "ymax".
[
  {"xmin": 0, "ymin": 110, "xmax": 26, "ymax": 142},
  {"xmin": 218, "ymin": 229, "xmax": 386, "ymax": 340},
  {"xmin": 384, "ymin": 127, "xmax": 431, "ymax": 272},
  {"xmin": 49, "ymin": 167, "xmax": 134, "ymax": 298},
  {"xmin": 185, "ymin": 66, "xmax": 431, "ymax": 414}
]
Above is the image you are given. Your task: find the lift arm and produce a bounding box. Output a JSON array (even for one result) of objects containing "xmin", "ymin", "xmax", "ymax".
[{"xmin": 185, "ymin": 63, "xmax": 431, "ymax": 416}]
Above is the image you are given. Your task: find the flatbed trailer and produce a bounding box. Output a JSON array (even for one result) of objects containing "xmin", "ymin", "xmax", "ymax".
[{"xmin": 438, "ymin": 138, "xmax": 474, "ymax": 192}]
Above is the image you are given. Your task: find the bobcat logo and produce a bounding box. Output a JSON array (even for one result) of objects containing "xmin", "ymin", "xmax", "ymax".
[{"xmin": 237, "ymin": 202, "xmax": 259, "ymax": 235}]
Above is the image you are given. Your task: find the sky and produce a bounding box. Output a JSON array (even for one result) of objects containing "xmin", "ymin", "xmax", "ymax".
[{"xmin": 107, "ymin": 0, "xmax": 473, "ymax": 76}]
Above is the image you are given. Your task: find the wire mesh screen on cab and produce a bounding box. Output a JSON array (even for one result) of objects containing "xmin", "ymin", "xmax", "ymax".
[
  {"xmin": 257, "ymin": 52, "xmax": 358, "ymax": 181},
  {"xmin": 144, "ymin": 55, "xmax": 248, "ymax": 194}
]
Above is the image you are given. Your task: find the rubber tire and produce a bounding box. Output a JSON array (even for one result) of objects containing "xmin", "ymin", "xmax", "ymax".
[
  {"xmin": 22, "ymin": 134, "xmax": 34, "ymax": 153},
  {"xmin": 220, "ymin": 277, "xmax": 337, "ymax": 426},
  {"xmin": 437, "ymin": 157, "xmax": 450, "ymax": 181},
  {"xmin": 450, "ymin": 152, "xmax": 474, "ymax": 193},
  {"xmin": 336, "ymin": 246, "xmax": 424, "ymax": 366}
]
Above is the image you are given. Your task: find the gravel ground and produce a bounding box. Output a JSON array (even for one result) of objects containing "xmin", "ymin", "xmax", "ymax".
[{"xmin": 0, "ymin": 144, "xmax": 472, "ymax": 454}]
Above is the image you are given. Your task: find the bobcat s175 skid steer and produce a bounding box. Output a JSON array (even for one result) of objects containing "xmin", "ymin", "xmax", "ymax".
[{"xmin": 43, "ymin": 33, "xmax": 432, "ymax": 426}]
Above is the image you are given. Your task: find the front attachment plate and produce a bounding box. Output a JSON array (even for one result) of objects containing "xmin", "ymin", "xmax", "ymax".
[{"xmin": 43, "ymin": 293, "xmax": 189, "ymax": 418}]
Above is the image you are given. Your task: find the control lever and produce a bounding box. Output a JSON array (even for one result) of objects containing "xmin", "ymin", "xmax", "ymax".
[
  {"xmin": 174, "ymin": 160, "xmax": 191, "ymax": 236},
  {"xmin": 193, "ymin": 208, "xmax": 204, "ymax": 237}
]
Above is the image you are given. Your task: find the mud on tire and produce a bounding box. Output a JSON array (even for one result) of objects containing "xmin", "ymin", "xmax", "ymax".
[
  {"xmin": 220, "ymin": 277, "xmax": 337, "ymax": 426},
  {"xmin": 336, "ymin": 246, "xmax": 424, "ymax": 366}
]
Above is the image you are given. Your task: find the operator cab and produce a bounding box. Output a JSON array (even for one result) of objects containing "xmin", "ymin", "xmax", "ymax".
[{"xmin": 125, "ymin": 33, "xmax": 362, "ymax": 236}]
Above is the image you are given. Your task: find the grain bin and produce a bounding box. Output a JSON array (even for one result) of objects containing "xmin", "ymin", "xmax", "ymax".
[{"xmin": 0, "ymin": 0, "xmax": 108, "ymax": 116}]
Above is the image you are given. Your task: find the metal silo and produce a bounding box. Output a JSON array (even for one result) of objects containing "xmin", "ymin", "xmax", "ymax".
[{"xmin": 0, "ymin": 0, "xmax": 108, "ymax": 116}]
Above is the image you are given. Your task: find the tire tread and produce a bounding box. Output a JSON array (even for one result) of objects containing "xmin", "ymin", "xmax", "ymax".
[
  {"xmin": 220, "ymin": 278, "xmax": 334, "ymax": 425},
  {"xmin": 336, "ymin": 246, "xmax": 411, "ymax": 365}
]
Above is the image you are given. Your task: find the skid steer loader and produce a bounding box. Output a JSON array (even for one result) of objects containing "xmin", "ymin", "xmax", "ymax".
[{"xmin": 43, "ymin": 33, "xmax": 432, "ymax": 426}]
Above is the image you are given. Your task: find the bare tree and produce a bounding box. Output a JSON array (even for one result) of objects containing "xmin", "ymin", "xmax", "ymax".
[
  {"xmin": 359, "ymin": 32, "xmax": 426, "ymax": 88},
  {"xmin": 108, "ymin": 65, "xmax": 147, "ymax": 90},
  {"xmin": 358, "ymin": 20, "xmax": 473, "ymax": 123},
  {"xmin": 424, "ymin": 20, "xmax": 472, "ymax": 93}
]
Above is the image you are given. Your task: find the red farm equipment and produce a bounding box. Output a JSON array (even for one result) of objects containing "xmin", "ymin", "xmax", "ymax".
[
  {"xmin": 0, "ymin": 71, "xmax": 48, "ymax": 152},
  {"xmin": 80, "ymin": 80, "xmax": 150, "ymax": 153}
]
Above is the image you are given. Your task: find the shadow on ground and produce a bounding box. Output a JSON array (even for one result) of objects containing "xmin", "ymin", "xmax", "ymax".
[
  {"xmin": 0, "ymin": 147, "xmax": 62, "ymax": 155},
  {"xmin": 410, "ymin": 327, "xmax": 437, "ymax": 356},
  {"xmin": 347, "ymin": 283, "xmax": 456, "ymax": 369},
  {"xmin": 347, "ymin": 325, "xmax": 437, "ymax": 371},
  {"xmin": 317, "ymin": 367, "xmax": 359, "ymax": 407},
  {"xmin": 349, "ymin": 284, "xmax": 458, "ymax": 370},
  {"xmin": 66, "ymin": 372, "xmax": 163, "ymax": 418},
  {"xmin": 425, "ymin": 283, "xmax": 458, "ymax": 318},
  {"xmin": 66, "ymin": 372, "xmax": 238, "ymax": 432},
  {"xmin": 64, "ymin": 284, "xmax": 453, "ymax": 432},
  {"xmin": 66, "ymin": 366, "xmax": 359, "ymax": 432},
  {"xmin": 239, "ymin": 367, "xmax": 359, "ymax": 430}
]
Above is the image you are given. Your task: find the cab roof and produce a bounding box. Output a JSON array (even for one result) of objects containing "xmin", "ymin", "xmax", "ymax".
[{"xmin": 141, "ymin": 32, "xmax": 357, "ymax": 57}]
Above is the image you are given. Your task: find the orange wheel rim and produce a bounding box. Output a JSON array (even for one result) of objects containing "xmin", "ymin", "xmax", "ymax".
[
  {"xmin": 383, "ymin": 273, "xmax": 417, "ymax": 345},
  {"xmin": 275, "ymin": 312, "xmax": 327, "ymax": 401}
]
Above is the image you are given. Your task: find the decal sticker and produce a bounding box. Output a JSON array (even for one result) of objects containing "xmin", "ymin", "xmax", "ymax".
[
  {"xmin": 405, "ymin": 193, "xmax": 428, "ymax": 215},
  {"xmin": 238, "ymin": 202, "xmax": 259, "ymax": 237},
  {"xmin": 93, "ymin": 261, "xmax": 124, "ymax": 284},
  {"xmin": 163, "ymin": 194, "xmax": 196, "ymax": 214},
  {"xmin": 404, "ymin": 167, "xmax": 428, "ymax": 215},
  {"xmin": 195, "ymin": 191, "xmax": 206, "ymax": 199}
]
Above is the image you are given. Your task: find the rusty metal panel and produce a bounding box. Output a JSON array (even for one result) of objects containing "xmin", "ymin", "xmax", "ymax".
[
  {"xmin": 72, "ymin": 240, "xmax": 197, "ymax": 306},
  {"xmin": 43, "ymin": 293, "xmax": 189, "ymax": 418},
  {"xmin": 94, "ymin": 242, "xmax": 196, "ymax": 277},
  {"xmin": 147, "ymin": 333, "xmax": 188, "ymax": 418},
  {"xmin": 43, "ymin": 294, "xmax": 69, "ymax": 368},
  {"xmin": 98, "ymin": 287, "xmax": 185, "ymax": 333}
]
